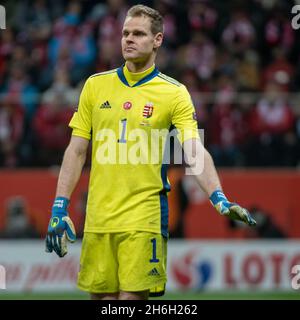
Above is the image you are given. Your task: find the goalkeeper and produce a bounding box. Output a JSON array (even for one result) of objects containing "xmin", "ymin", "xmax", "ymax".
[{"xmin": 45, "ymin": 4, "xmax": 256, "ymax": 300}]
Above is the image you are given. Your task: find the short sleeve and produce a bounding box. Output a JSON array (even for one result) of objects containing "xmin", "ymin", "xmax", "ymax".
[
  {"xmin": 171, "ymin": 85, "xmax": 200, "ymax": 144},
  {"xmin": 69, "ymin": 77, "xmax": 93, "ymax": 140}
]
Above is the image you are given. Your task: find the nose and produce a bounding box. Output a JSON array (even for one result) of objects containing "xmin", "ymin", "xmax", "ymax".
[{"xmin": 125, "ymin": 33, "xmax": 134, "ymax": 43}]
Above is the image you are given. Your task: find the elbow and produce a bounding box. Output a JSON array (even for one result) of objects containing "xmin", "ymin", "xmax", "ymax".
[
  {"xmin": 204, "ymin": 148, "xmax": 213, "ymax": 162},
  {"xmin": 65, "ymin": 141, "xmax": 88, "ymax": 161},
  {"xmin": 184, "ymin": 139, "xmax": 206, "ymax": 174}
]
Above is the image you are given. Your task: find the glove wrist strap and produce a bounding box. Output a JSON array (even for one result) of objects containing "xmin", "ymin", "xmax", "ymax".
[
  {"xmin": 52, "ymin": 197, "xmax": 69, "ymax": 215},
  {"xmin": 209, "ymin": 189, "xmax": 228, "ymax": 206}
]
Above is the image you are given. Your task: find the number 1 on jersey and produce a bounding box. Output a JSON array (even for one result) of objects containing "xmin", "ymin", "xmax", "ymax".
[{"xmin": 118, "ymin": 118, "xmax": 127, "ymax": 143}]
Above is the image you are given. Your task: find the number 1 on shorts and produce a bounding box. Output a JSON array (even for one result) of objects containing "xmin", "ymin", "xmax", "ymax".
[{"xmin": 150, "ymin": 238, "xmax": 159, "ymax": 263}]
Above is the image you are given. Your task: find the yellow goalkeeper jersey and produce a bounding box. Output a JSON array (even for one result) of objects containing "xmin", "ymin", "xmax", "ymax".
[{"xmin": 69, "ymin": 63, "xmax": 199, "ymax": 237}]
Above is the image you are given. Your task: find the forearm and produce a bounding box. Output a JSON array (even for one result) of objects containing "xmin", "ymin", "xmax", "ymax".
[
  {"xmin": 46, "ymin": 136, "xmax": 88, "ymax": 257},
  {"xmin": 56, "ymin": 145, "xmax": 87, "ymax": 199},
  {"xmin": 194, "ymin": 148, "xmax": 222, "ymax": 197},
  {"xmin": 183, "ymin": 139, "xmax": 221, "ymax": 197}
]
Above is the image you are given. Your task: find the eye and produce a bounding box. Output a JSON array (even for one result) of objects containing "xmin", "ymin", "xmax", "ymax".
[{"xmin": 134, "ymin": 31, "xmax": 145, "ymax": 36}]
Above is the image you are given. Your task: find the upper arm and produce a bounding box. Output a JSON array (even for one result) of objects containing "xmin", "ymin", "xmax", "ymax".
[
  {"xmin": 69, "ymin": 77, "xmax": 93, "ymax": 140},
  {"xmin": 171, "ymin": 85, "xmax": 200, "ymax": 144}
]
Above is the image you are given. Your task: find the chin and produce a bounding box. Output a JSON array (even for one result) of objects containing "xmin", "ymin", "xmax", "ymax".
[{"xmin": 123, "ymin": 53, "xmax": 139, "ymax": 61}]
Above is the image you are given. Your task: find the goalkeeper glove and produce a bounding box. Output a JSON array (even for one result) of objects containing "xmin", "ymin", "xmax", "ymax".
[
  {"xmin": 210, "ymin": 189, "xmax": 257, "ymax": 226},
  {"xmin": 45, "ymin": 197, "xmax": 76, "ymax": 258}
]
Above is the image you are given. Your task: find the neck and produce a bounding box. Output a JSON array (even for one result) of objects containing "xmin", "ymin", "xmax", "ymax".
[{"xmin": 126, "ymin": 57, "xmax": 155, "ymax": 73}]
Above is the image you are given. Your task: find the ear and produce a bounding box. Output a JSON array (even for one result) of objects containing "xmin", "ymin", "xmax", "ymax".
[{"xmin": 153, "ymin": 32, "xmax": 163, "ymax": 49}]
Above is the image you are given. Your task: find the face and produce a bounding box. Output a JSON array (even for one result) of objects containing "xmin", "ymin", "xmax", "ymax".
[{"xmin": 121, "ymin": 15, "xmax": 163, "ymax": 63}]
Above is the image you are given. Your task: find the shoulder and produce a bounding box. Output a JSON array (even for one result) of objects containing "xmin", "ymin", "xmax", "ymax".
[
  {"xmin": 89, "ymin": 68, "xmax": 118, "ymax": 79},
  {"xmin": 84, "ymin": 69, "xmax": 118, "ymax": 91},
  {"xmin": 156, "ymin": 72, "xmax": 182, "ymax": 87}
]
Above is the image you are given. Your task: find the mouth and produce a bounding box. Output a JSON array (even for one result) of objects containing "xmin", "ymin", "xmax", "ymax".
[{"xmin": 125, "ymin": 47, "xmax": 136, "ymax": 52}]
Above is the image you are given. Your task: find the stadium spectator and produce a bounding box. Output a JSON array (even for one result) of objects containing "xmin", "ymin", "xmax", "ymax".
[
  {"xmin": 264, "ymin": 7, "xmax": 295, "ymax": 58},
  {"xmin": 34, "ymin": 90, "xmax": 73, "ymax": 165},
  {"xmin": 47, "ymin": 2, "xmax": 96, "ymax": 85},
  {"xmin": 187, "ymin": 0, "xmax": 218, "ymax": 35},
  {"xmin": 42, "ymin": 68, "xmax": 79, "ymax": 106},
  {"xmin": 154, "ymin": 0, "xmax": 177, "ymax": 48},
  {"xmin": 95, "ymin": 0, "xmax": 128, "ymax": 71},
  {"xmin": 208, "ymin": 73, "xmax": 248, "ymax": 166},
  {"xmin": 0, "ymin": 0, "xmax": 299, "ymax": 168},
  {"xmin": 0, "ymin": 94, "xmax": 24, "ymax": 167},
  {"xmin": 262, "ymin": 48, "xmax": 294, "ymax": 91},
  {"xmin": 221, "ymin": 10, "xmax": 256, "ymax": 54},
  {"xmin": 247, "ymin": 80, "xmax": 295, "ymax": 166},
  {"xmin": 1, "ymin": 63, "xmax": 39, "ymax": 121},
  {"xmin": 0, "ymin": 27, "xmax": 15, "ymax": 62},
  {"xmin": 236, "ymin": 50, "xmax": 260, "ymax": 90},
  {"xmin": 0, "ymin": 197, "xmax": 40, "ymax": 239},
  {"xmin": 176, "ymin": 30, "xmax": 216, "ymax": 80}
]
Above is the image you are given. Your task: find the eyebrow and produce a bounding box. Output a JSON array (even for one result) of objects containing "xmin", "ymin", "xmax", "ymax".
[{"xmin": 122, "ymin": 28, "xmax": 148, "ymax": 34}]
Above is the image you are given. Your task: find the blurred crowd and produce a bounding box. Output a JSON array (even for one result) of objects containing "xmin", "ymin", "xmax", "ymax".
[{"xmin": 0, "ymin": 0, "xmax": 300, "ymax": 168}]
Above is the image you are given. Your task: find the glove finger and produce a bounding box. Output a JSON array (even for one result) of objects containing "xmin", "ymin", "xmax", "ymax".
[
  {"xmin": 50, "ymin": 233, "xmax": 56, "ymax": 253},
  {"xmin": 240, "ymin": 208, "xmax": 257, "ymax": 226},
  {"xmin": 230, "ymin": 205, "xmax": 257, "ymax": 226},
  {"xmin": 63, "ymin": 216, "xmax": 76, "ymax": 242},
  {"xmin": 45, "ymin": 234, "xmax": 53, "ymax": 253},
  {"xmin": 229, "ymin": 205, "xmax": 250, "ymax": 223},
  {"xmin": 247, "ymin": 215, "xmax": 257, "ymax": 226},
  {"xmin": 50, "ymin": 233, "xmax": 58, "ymax": 255},
  {"xmin": 237, "ymin": 206, "xmax": 249, "ymax": 224},
  {"xmin": 228, "ymin": 205, "xmax": 244, "ymax": 221},
  {"xmin": 59, "ymin": 232, "xmax": 68, "ymax": 257},
  {"xmin": 52, "ymin": 234, "xmax": 62, "ymax": 257},
  {"xmin": 56, "ymin": 234, "xmax": 65, "ymax": 257}
]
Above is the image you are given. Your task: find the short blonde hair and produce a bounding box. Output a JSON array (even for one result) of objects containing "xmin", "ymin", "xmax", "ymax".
[{"xmin": 126, "ymin": 5, "xmax": 164, "ymax": 35}]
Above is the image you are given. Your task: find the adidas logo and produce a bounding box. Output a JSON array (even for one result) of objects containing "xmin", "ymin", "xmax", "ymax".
[
  {"xmin": 99, "ymin": 101, "xmax": 111, "ymax": 108},
  {"xmin": 148, "ymin": 268, "xmax": 160, "ymax": 276}
]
